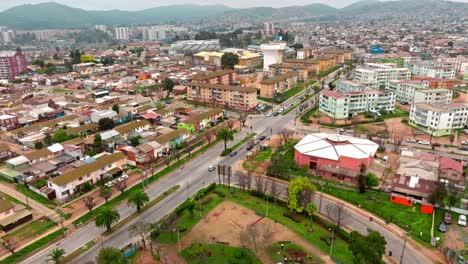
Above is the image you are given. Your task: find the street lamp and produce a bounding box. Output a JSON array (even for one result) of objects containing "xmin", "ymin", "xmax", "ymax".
[
  {"xmin": 329, "ymin": 228, "xmax": 334, "ymax": 258},
  {"xmin": 174, "ymin": 229, "xmax": 181, "ymax": 254}
]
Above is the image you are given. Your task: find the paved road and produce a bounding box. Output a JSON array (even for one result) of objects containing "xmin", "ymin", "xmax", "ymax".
[{"xmin": 23, "ymin": 69, "xmax": 431, "ymax": 264}]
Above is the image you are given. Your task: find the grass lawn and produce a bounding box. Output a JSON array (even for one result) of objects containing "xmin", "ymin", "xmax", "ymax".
[
  {"xmin": 156, "ymin": 186, "xmax": 354, "ymax": 263},
  {"xmin": 243, "ymin": 147, "xmax": 272, "ymax": 171},
  {"xmin": 300, "ymin": 107, "xmax": 319, "ymax": 124},
  {"xmin": 181, "ymin": 243, "xmax": 262, "ymax": 264},
  {"xmin": 267, "ymin": 242, "xmax": 324, "ymax": 264},
  {"xmin": 50, "ymin": 88, "xmax": 74, "ymax": 94},
  {"xmin": 380, "ymin": 107, "xmax": 408, "ymax": 119},
  {"xmin": 3, "ymin": 218, "xmax": 56, "ymax": 241},
  {"xmin": 356, "ymin": 125, "xmax": 369, "ymax": 133},
  {"xmin": 259, "ymin": 81, "xmax": 306, "ymax": 104}
]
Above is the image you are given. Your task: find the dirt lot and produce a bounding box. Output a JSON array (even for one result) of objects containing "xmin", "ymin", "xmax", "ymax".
[{"xmin": 179, "ymin": 201, "xmax": 332, "ymax": 264}]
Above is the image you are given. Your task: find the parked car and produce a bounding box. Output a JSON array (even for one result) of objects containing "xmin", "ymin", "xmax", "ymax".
[
  {"xmin": 462, "ymin": 140, "xmax": 468, "ymax": 145},
  {"xmin": 277, "ymin": 108, "xmax": 284, "ymax": 113},
  {"xmin": 208, "ymin": 165, "xmax": 216, "ymax": 172},
  {"xmin": 444, "ymin": 213, "xmax": 452, "ymax": 224},
  {"xmin": 105, "ymin": 180, "xmax": 116, "ymax": 188},
  {"xmin": 406, "ymin": 138, "xmax": 417, "ymax": 143},
  {"xmin": 431, "ymin": 142, "xmax": 441, "ymax": 147},
  {"xmin": 246, "ymin": 145, "xmax": 254, "ymax": 151},
  {"xmin": 20, "ymin": 145, "xmax": 29, "ymax": 151},
  {"xmin": 254, "ymin": 139, "xmax": 259, "ymax": 145},
  {"xmin": 229, "ymin": 151, "xmax": 238, "ymax": 157},
  {"xmin": 418, "ymin": 140, "xmax": 430, "ymax": 145},
  {"xmin": 259, "ymin": 135, "xmax": 266, "ymax": 141},
  {"xmin": 265, "ymin": 112, "xmax": 272, "ymax": 117},
  {"xmin": 414, "ymin": 131, "xmax": 424, "ymax": 135},
  {"xmin": 438, "ymin": 222, "xmax": 447, "ymax": 233},
  {"xmin": 336, "ymin": 128, "xmax": 345, "ymax": 133},
  {"xmin": 118, "ymin": 174, "xmax": 128, "ymax": 182},
  {"xmin": 299, "ymin": 95, "xmax": 305, "ymax": 100},
  {"xmin": 458, "ymin": 215, "xmax": 467, "ymax": 227},
  {"xmin": 459, "ymin": 146, "xmax": 468, "ymax": 151},
  {"xmin": 272, "ymin": 112, "xmax": 279, "ymax": 116}
]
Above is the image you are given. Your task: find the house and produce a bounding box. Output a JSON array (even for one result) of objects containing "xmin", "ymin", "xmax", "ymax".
[
  {"xmin": 24, "ymin": 148, "xmax": 54, "ymax": 164},
  {"xmin": 0, "ymin": 199, "xmax": 33, "ymax": 232},
  {"xmin": 114, "ymin": 120, "xmax": 150, "ymax": 139},
  {"xmin": 0, "ymin": 143, "xmax": 13, "ymax": 161},
  {"xmin": 48, "ymin": 152, "xmax": 127, "ymax": 202},
  {"xmin": 154, "ymin": 128, "xmax": 190, "ymax": 154},
  {"xmin": 439, "ymin": 157, "xmax": 464, "ymax": 191},
  {"xmin": 90, "ymin": 110, "xmax": 117, "ymax": 123},
  {"xmin": 294, "ymin": 133, "xmax": 379, "ymax": 184},
  {"xmin": 125, "ymin": 141, "xmax": 162, "ymax": 165},
  {"xmin": 177, "ymin": 109, "xmax": 223, "ymax": 132},
  {"xmin": 154, "ymin": 108, "xmax": 174, "ymax": 118},
  {"xmin": 99, "ymin": 130, "xmax": 123, "ymax": 153},
  {"xmin": 0, "ymin": 114, "xmax": 20, "ymax": 131},
  {"xmin": 64, "ymin": 123, "xmax": 99, "ymax": 137}
]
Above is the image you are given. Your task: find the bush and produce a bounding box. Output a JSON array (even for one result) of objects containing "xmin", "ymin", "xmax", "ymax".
[
  {"xmin": 220, "ymin": 148, "xmax": 232, "ymax": 156},
  {"xmin": 401, "ymin": 119, "xmax": 408, "ymax": 124},
  {"xmin": 213, "ymin": 190, "xmax": 226, "ymax": 197},
  {"xmin": 283, "ymin": 211, "xmax": 302, "ymax": 223}
]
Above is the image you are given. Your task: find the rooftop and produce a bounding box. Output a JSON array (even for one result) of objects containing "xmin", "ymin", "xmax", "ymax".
[{"xmin": 189, "ymin": 82, "xmax": 257, "ymax": 93}]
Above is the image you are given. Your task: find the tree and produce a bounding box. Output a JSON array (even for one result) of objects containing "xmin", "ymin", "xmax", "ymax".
[
  {"xmin": 217, "ymin": 127, "xmax": 234, "ymax": 150},
  {"xmin": 287, "ymin": 177, "xmax": 316, "ymax": 213},
  {"xmin": 162, "ymin": 78, "xmax": 174, "ymax": 98},
  {"xmin": 53, "ymin": 130, "xmax": 68, "ymax": 143},
  {"xmin": 306, "ymin": 203, "xmax": 318, "ymax": 229},
  {"xmin": 130, "ymin": 222, "xmax": 150, "ymax": 249},
  {"xmin": 185, "ymin": 144, "xmax": 193, "ymax": 157},
  {"xmin": 449, "ymin": 133, "xmax": 455, "ymax": 145},
  {"xmin": 127, "ymin": 189, "xmax": 150, "ymax": 212},
  {"xmin": 98, "ymin": 118, "xmax": 115, "ymax": 131},
  {"xmin": 358, "ymin": 163, "xmax": 367, "ymax": 193},
  {"xmin": 44, "ymin": 133, "xmax": 53, "ymax": 146},
  {"xmin": 93, "ymin": 134, "xmax": 103, "ymax": 153},
  {"xmin": 47, "ymin": 248, "xmax": 66, "ymax": 264},
  {"xmin": 35, "ymin": 142, "xmax": 44, "ymax": 149},
  {"xmin": 95, "ymin": 207, "xmax": 120, "ymax": 232},
  {"xmin": 325, "ymin": 202, "xmax": 349, "ymax": 228},
  {"xmin": 97, "ymin": 247, "xmax": 127, "ymax": 264},
  {"xmin": 221, "ymin": 52, "xmax": 239, "ymax": 70},
  {"xmin": 349, "ymin": 229, "xmax": 387, "ymax": 264},
  {"xmin": 112, "ymin": 104, "xmax": 119, "ymax": 113},
  {"xmin": 115, "ymin": 180, "xmax": 127, "ymax": 194},
  {"xmin": 365, "ymin": 172, "xmax": 379, "ymax": 189},
  {"xmin": 100, "ymin": 187, "xmax": 113, "ymax": 203},
  {"xmin": 428, "ymin": 182, "xmax": 448, "ymax": 205},
  {"xmin": 82, "ymin": 195, "xmax": 96, "ymax": 212},
  {"xmin": 186, "ymin": 200, "xmax": 197, "ymax": 216},
  {"xmin": 80, "ymin": 54, "xmax": 95, "ymax": 63},
  {"xmin": 130, "ymin": 137, "xmax": 140, "ymax": 147}
]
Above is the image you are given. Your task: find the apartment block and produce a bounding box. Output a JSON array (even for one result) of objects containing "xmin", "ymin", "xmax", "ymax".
[
  {"xmin": 319, "ymin": 89, "xmax": 395, "ymax": 119},
  {"xmin": 354, "ymin": 63, "xmax": 411, "ymax": 86},
  {"xmin": 259, "ymin": 72, "xmax": 298, "ymax": 98},
  {"xmin": 269, "ymin": 63, "xmax": 309, "ymax": 81},
  {"xmin": 409, "ymin": 103, "xmax": 468, "ymax": 136},
  {"xmin": 387, "ymin": 81, "xmax": 452, "ymax": 105},
  {"xmin": 187, "ymin": 82, "xmax": 257, "ymax": 111},
  {"xmin": 410, "ymin": 76, "xmax": 454, "ymax": 89},
  {"xmin": 336, "ymin": 80, "xmax": 367, "ymax": 93},
  {"xmin": 191, "ymin": 70, "xmax": 236, "ymax": 85},
  {"xmin": 0, "ymin": 51, "xmax": 27, "ymax": 80},
  {"xmin": 114, "ymin": 27, "xmax": 130, "ymax": 40},
  {"xmin": 407, "ymin": 61, "xmax": 456, "ymax": 79}
]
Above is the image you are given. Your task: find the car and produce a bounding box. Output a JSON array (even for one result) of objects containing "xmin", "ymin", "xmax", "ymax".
[
  {"xmin": 208, "ymin": 165, "xmax": 216, "ymax": 172},
  {"xmin": 265, "ymin": 112, "xmax": 272, "ymax": 117},
  {"xmin": 306, "ymin": 88, "xmax": 311, "ymax": 93},
  {"xmin": 458, "ymin": 215, "xmax": 467, "ymax": 227},
  {"xmin": 431, "ymin": 142, "xmax": 441, "ymax": 147},
  {"xmin": 462, "ymin": 140, "xmax": 468, "ymax": 145},
  {"xmin": 438, "ymin": 222, "xmax": 447, "ymax": 233},
  {"xmin": 105, "ymin": 180, "xmax": 116, "ymax": 187},
  {"xmin": 459, "ymin": 146, "xmax": 468, "ymax": 151},
  {"xmin": 299, "ymin": 95, "xmax": 305, "ymax": 100},
  {"xmin": 444, "ymin": 213, "xmax": 452, "ymax": 224},
  {"xmin": 246, "ymin": 145, "xmax": 254, "ymax": 151},
  {"xmin": 418, "ymin": 140, "xmax": 430, "ymax": 145},
  {"xmin": 336, "ymin": 128, "xmax": 345, "ymax": 133},
  {"xmin": 229, "ymin": 151, "xmax": 238, "ymax": 157},
  {"xmin": 277, "ymin": 108, "xmax": 284, "ymax": 113},
  {"xmin": 345, "ymin": 129, "xmax": 354, "ymax": 134},
  {"xmin": 118, "ymin": 174, "xmax": 128, "ymax": 181},
  {"xmin": 259, "ymin": 135, "xmax": 266, "ymax": 141},
  {"xmin": 20, "ymin": 145, "xmax": 29, "ymax": 151},
  {"xmin": 272, "ymin": 111, "xmax": 279, "ymax": 116},
  {"xmin": 406, "ymin": 138, "xmax": 417, "ymax": 143},
  {"xmin": 253, "ymin": 135, "xmax": 258, "ymax": 140}
]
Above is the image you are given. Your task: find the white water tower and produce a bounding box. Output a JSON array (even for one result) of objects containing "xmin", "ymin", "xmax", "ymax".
[{"xmin": 260, "ymin": 42, "xmax": 287, "ymax": 71}]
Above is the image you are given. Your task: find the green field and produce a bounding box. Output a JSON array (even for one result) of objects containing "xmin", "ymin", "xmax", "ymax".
[
  {"xmin": 181, "ymin": 243, "xmax": 262, "ymax": 264},
  {"xmin": 3, "ymin": 218, "xmax": 56, "ymax": 241}
]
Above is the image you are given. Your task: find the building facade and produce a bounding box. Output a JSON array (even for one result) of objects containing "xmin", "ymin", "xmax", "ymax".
[
  {"xmin": 187, "ymin": 83, "xmax": 257, "ymax": 110},
  {"xmin": 409, "ymin": 103, "xmax": 468, "ymax": 136},
  {"xmin": 0, "ymin": 51, "xmax": 27, "ymax": 80},
  {"xmin": 387, "ymin": 81, "xmax": 452, "ymax": 105},
  {"xmin": 259, "ymin": 72, "xmax": 298, "ymax": 98},
  {"xmin": 354, "ymin": 63, "xmax": 411, "ymax": 87}
]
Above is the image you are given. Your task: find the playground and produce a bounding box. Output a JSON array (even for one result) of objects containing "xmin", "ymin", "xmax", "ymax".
[{"xmin": 179, "ymin": 201, "xmax": 328, "ymax": 264}]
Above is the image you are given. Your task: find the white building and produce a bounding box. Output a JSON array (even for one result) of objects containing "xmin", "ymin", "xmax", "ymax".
[
  {"xmin": 90, "ymin": 110, "xmax": 117, "ymax": 123},
  {"xmin": 354, "ymin": 63, "xmax": 411, "ymax": 87},
  {"xmin": 114, "ymin": 27, "xmax": 130, "ymax": 40},
  {"xmin": 319, "ymin": 89, "xmax": 396, "ymax": 119},
  {"xmin": 387, "ymin": 81, "xmax": 452, "ymax": 105},
  {"xmin": 409, "ymin": 103, "xmax": 468, "ymax": 136},
  {"xmin": 260, "ymin": 42, "xmax": 287, "ymax": 71},
  {"xmin": 94, "ymin": 25, "xmax": 107, "ymax": 32},
  {"xmin": 407, "ymin": 61, "xmax": 456, "ymax": 79},
  {"xmin": 336, "ymin": 80, "xmax": 368, "ymax": 93}
]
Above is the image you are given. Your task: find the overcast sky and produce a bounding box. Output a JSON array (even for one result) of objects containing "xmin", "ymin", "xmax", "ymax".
[{"xmin": 1, "ymin": 0, "xmax": 467, "ymax": 11}]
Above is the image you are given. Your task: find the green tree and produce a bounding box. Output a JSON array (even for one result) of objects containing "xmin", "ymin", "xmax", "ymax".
[
  {"xmin": 217, "ymin": 127, "xmax": 234, "ymax": 150},
  {"xmin": 162, "ymin": 78, "xmax": 174, "ymax": 98},
  {"xmin": 130, "ymin": 137, "xmax": 140, "ymax": 147},
  {"xmin": 98, "ymin": 118, "xmax": 115, "ymax": 131},
  {"xmin": 47, "ymin": 248, "xmax": 66, "ymax": 264},
  {"xmin": 287, "ymin": 177, "xmax": 317, "ymax": 213},
  {"xmin": 221, "ymin": 52, "xmax": 239, "ymax": 70},
  {"xmin": 95, "ymin": 206, "xmax": 120, "ymax": 232},
  {"xmin": 127, "ymin": 189, "xmax": 150, "ymax": 212},
  {"xmin": 53, "ymin": 130, "xmax": 69, "ymax": 143},
  {"xmin": 97, "ymin": 247, "xmax": 127, "ymax": 264},
  {"xmin": 32, "ymin": 59, "xmax": 45, "ymax": 68},
  {"xmin": 99, "ymin": 187, "xmax": 113, "ymax": 203},
  {"xmin": 349, "ymin": 229, "xmax": 387, "ymax": 264},
  {"xmin": 365, "ymin": 172, "xmax": 379, "ymax": 189},
  {"xmin": 35, "ymin": 142, "xmax": 43, "ymax": 149},
  {"xmin": 112, "ymin": 104, "xmax": 119, "ymax": 113},
  {"xmin": 358, "ymin": 163, "xmax": 367, "ymax": 193},
  {"xmin": 93, "ymin": 134, "xmax": 103, "ymax": 153},
  {"xmin": 44, "ymin": 133, "xmax": 53, "ymax": 146},
  {"xmin": 80, "ymin": 54, "xmax": 95, "ymax": 63}
]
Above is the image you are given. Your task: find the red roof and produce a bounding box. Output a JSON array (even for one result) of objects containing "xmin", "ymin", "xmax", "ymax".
[
  {"xmin": 439, "ymin": 157, "xmax": 463, "ymax": 174},
  {"xmin": 322, "ymin": 90, "xmax": 345, "ymax": 98}
]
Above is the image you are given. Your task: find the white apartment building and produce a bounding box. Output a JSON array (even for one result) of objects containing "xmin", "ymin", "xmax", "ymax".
[
  {"xmin": 409, "ymin": 103, "xmax": 468, "ymax": 136},
  {"xmin": 319, "ymin": 89, "xmax": 396, "ymax": 119},
  {"xmin": 387, "ymin": 81, "xmax": 452, "ymax": 105},
  {"xmin": 336, "ymin": 80, "xmax": 367, "ymax": 93},
  {"xmin": 407, "ymin": 61, "xmax": 456, "ymax": 79},
  {"xmin": 354, "ymin": 63, "xmax": 411, "ymax": 87},
  {"xmin": 114, "ymin": 27, "xmax": 130, "ymax": 40}
]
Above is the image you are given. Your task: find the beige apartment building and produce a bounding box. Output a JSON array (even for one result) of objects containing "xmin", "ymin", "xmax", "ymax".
[{"xmin": 187, "ymin": 82, "xmax": 257, "ymax": 110}]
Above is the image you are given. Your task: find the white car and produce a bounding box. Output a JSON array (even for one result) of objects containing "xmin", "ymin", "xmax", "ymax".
[
  {"xmin": 418, "ymin": 140, "xmax": 430, "ymax": 145},
  {"xmin": 118, "ymin": 174, "xmax": 128, "ymax": 182},
  {"xmin": 462, "ymin": 140, "xmax": 468, "ymax": 145},
  {"xmin": 105, "ymin": 180, "xmax": 116, "ymax": 187},
  {"xmin": 208, "ymin": 165, "xmax": 216, "ymax": 172},
  {"xmin": 265, "ymin": 112, "xmax": 272, "ymax": 117},
  {"xmin": 253, "ymin": 135, "xmax": 258, "ymax": 140},
  {"xmin": 406, "ymin": 138, "xmax": 417, "ymax": 143},
  {"xmin": 458, "ymin": 215, "xmax": 467, "ymax": 227},
  {"xmin": 336, "ymin": 128, "xmax": 345, "ymax": 133},
  {"xmin": 20, "ymin": 145, "xmax": 29, "ymax": 151},
  {"xmin": 277, "ymin": 108, "xmax": 284, "ymax": 113}
]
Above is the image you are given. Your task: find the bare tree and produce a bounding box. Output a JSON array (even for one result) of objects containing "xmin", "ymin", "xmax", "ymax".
[
  {"xmin": 130, "ymin": 222, "xmax": 150, "ymax": 250},
  {"xmin": 164, "ymin": 157, "xmax": 171, "ymax": 167},
  {"xmin": 99, "ymin": 187, "xmax": 112, "ymax": 203},
  {"xmin": 115, "ymin": 180, "xmax": 127, "ymax": 193},
  {"xmin": 204, "ymin": 131, "xmax": 213, "ymax": 145},
  {"xmin": 269, "ymin": 179, "xmax": 279, "ymax": 206},
  {"xmin": 325, "ymin": 203, "xmax": 349, "ymax": 228},
  {"xmin": 246, "ymin": 170, "xmax": 252, "ymax": 190},
  {"xmin": 237, "ymin": 171, "xmax": 247, "ymax": 191},
  {"xmin": 185, "ymin": 144, "xmax": 193, "ymax": 157},
  {"xmin": 411, "ymin": 129, "xmax": 418, "ymax": 140},
  {"xmin": 239, "ymin": 112, "xmax": 248, "ymax": 129},
  {"xmin": 226, "ymin": 119, "xmax": 235, "ymax": 131},
  {"xmin": 2, "ymin": 240, "xmax": 15, "ymax": 254},
  {"xmin": 239, "ymin": 225, "xmax": 260, "ymax": 252},
  {"xmin": 393, "ymin": 136, "xmax": 403, "ymax": 152},
  {"xmin": 280, "ymin": 130, "xmax": 293, "ymax": 145},
  {"xmin": 254, "ymin": 176, "xmax": 264, "ymax": 193},
  {"xmin": 173, "ymin": 148, "xmax": 181, "ymax": 161},
  {"xmin": 82, "ymin": 195, "xmax": 96, "ymax": 212}
]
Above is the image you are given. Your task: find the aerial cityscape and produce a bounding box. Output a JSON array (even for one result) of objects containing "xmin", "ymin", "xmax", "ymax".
[{"xmin": 0, "ymin": 0, "xmax": 467, "ymax": 263}]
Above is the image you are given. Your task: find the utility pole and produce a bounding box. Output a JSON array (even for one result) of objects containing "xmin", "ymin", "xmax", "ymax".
[{"xmin": 400, "ymin": 231, "xmax": 410, "ymax": 264}]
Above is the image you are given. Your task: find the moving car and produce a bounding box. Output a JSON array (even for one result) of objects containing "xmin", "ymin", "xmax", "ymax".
[
  {"xmin": 444, "ymin": 213, "xmax": 452, "ymax": 224},
  {"xmin": 246, "ymin": 145, "xmax": 254, "ymax": 151},
  {"xmin": 259, "ymin": 135, "xmax": 266, "ymax": 141},
  {"xmin": 458, "ymin": 215, "xmax": 467, "ymax": 227},
  {"xmin": 418, "ymin": 140, "xmax": 430, "ymax": 145},
  {"xmin": 459, "ymin": 146, "xmax": 468, "ymax": 151},
  {"xmin": 406, "ymin": 138, "xmax": 417, "ymax": 143},
  {"xmin": 208, "ymin": 165, "xmax": 216, "ymax": 172},
  {"xmin": 438, "ymin": 222, "xmax": 447, "ymax": 233},
  {"xmin": 229, "ymin": 151, "xmax": 238, "ymax": 157}
]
